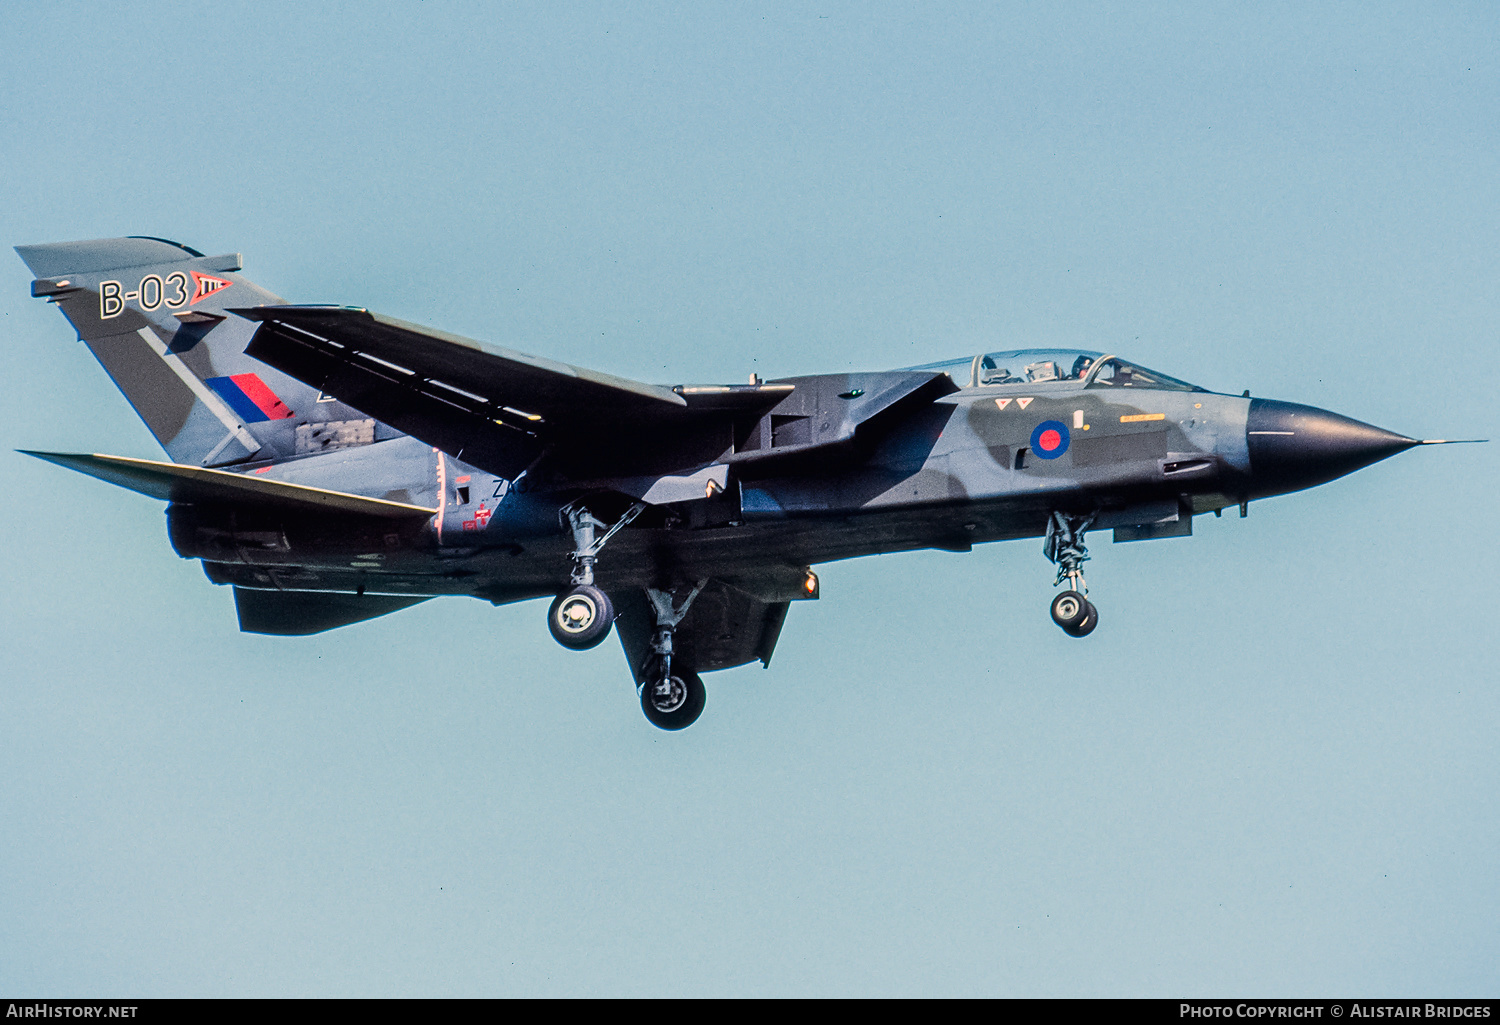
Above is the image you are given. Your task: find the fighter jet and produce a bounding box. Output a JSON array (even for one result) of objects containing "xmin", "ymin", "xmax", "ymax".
[{"xmin": 15, "ymin": 237, "xmax": 1482, "ymax": 729}]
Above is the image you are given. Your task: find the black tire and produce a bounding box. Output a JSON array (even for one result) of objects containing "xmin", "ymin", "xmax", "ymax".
[
  {"xmin": 1050, "ymin": 589, "xmax": 1089, "ymax": 630},
  {"xmin": 1063, "ymin": 600, "xmax": 1098, "ymax": 637},
  {"xmin": 639, "ymin": 667, "xmax": 706, "ymax": 731},
  {"xmin": 547, "ymin": 586, "xmax": 614, "ymax": 650}
]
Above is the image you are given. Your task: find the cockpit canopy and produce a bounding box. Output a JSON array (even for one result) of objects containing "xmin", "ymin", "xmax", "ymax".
[{"xmin": 906, "ymin": 348, "xmax": 1205, "ymax": 392}]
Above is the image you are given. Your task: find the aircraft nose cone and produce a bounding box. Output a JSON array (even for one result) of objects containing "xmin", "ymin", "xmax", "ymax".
[{"xmin": 1247, "ymin": 398, "xmax": 1418, "ymax": 497}]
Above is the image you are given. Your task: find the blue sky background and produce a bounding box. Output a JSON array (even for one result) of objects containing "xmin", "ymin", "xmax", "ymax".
[{"xmin": 1, "ymin": 1, "xmax": 1496, "ymax": 997}]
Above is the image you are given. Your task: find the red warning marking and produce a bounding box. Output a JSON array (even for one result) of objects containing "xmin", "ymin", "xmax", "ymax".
[
  {"xmin": 995, "ymin": 398, "xmax": 1012, "ymax": 410},
  {"xmin": 190, "ymin": 271, "xmax": 233, "ymax": 304},
  {"xmin": 462, "ymin": 505, "xmax": 493, "ymax": 531},
  {"xmin": 1017, "ymin": 397, "xmax": 1034, "ymax": 409},
  {"xmin": 1038, "ymin": 429, "xmax": 1062, "ymax": 452}
]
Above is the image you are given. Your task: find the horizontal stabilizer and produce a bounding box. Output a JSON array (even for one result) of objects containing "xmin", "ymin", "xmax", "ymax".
[
  {"xmin": 234, "ymin": 587, "xmax": 431, "ymax": 635},
  {"xmin": 22, "ymin": 451, "xmax": 436, "ymax": 518}
]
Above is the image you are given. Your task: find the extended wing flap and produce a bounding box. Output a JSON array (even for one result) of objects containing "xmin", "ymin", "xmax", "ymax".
[{"xmin": 23, "ymin": 451, "xmax": 436, "ymax": 518}]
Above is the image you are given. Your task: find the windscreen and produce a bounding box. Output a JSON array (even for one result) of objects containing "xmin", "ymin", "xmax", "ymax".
[
  {"xmin": 1085, "ymin": 357, "xmax": 1204, "ymax": 392},
  {"xmin": 903, "ymin": 349, "xmax": 1204, "ymax": 392}
]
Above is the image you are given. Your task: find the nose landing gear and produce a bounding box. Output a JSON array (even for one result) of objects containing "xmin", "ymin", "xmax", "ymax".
[
  {"xmin": 1045, "ymin": 511, "xmax": 1099, "ymax": 638},
  {"xmin": 1049, "ymin": 588, "xmax": 1098, "ymax": 637}
]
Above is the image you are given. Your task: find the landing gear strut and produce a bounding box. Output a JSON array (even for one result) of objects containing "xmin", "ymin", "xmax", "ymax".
[
  {"xmin": 562, "ymin": 501, "xmax": 643, "ymax": 589},
  {"xmin": 1044, "ymin": 511, "xmax": 1098, "ymax": 638},
  {"xmin": 546, "ymin": 500, "xmax": 644, "ymax": 651},
  {"xmin": 639, "ymin": 582, "xmax": 707, "ymax": 730}
]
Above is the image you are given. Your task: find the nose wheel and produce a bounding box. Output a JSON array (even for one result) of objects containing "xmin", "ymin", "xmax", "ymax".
[
  {"xmin": 1050, "ymin": 589, "xmax": 1098, "ymax": 637},
  {"xmin": 1045, "ymin": 511, "xmax": 1099, "ymax": 638}
]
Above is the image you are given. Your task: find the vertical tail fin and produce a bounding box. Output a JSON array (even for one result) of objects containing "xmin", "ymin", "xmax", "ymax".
[{"xmin": 16, "ymin": 236, "xmax": 327, "ymax": 466}]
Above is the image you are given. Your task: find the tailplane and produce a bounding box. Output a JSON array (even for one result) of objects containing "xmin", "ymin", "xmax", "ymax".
[{"xmin": 16, "ymin": 237, "xmax": 344, "ymax": 466}]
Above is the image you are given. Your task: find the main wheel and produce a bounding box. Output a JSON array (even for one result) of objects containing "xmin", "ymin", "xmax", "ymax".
[
  {"xmin": 1063, "ymin": 600, "xmax": 1098, "ymax": 637},
  {"xmin": 639, "ymin": 667, "xmax": 706, "ymax": 731},
  {"xmin": 548, "ymin": 585, "xmax": 614, "ymax": 650},
  {"xmin": 1050, "ymin": 590, "xmax": 1089, "ymax": 631}
]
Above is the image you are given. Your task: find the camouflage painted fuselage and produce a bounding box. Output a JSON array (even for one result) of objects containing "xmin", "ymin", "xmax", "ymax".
[{"xmin": 186, "ymin": 380, "xmax": 1248, "ymax": 604}]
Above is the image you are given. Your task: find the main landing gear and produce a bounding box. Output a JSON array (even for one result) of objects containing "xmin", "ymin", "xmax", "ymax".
[
  {"xmin": 638, "ymin": 583, "xmax": 707, "ymax": 731},
  {"xmin": 1045, "ymin": 511, "xmax": 1098, "ymax": 638},
  {"xmin": 545, "ymin": 502, "xmax": 706, "ymax": 729},
  {"xmin": 548, "ymin": 586, "xmax": 613, "ymax": 649},
  {"xmin": 546, "ymin": 500, "xmax": 644, "ymax": 651}
]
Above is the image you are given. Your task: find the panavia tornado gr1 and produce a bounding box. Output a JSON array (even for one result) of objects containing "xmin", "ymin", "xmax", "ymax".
[{"xmin": 16, "ymin": 237, "xmax": 1483, "ymax": 730}]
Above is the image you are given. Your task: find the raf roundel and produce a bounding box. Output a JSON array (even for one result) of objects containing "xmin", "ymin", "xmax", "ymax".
[{"xmin": 1030, "ymin": 419, "xmax": 1071, "ymax": 459}]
